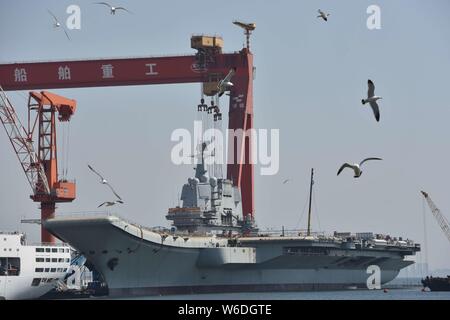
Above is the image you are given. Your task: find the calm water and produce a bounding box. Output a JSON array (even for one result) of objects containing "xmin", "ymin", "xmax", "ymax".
[{"xmin": 114, "ymin": 288, "xmax": 450, "ymax": 300}]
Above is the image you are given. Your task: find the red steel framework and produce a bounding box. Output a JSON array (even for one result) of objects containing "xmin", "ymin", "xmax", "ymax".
[
  {"xmin": 0, "ymin": 38, "xmax": 255, "ymax": 240},
  {"xmin": 0, "ymin": 90, "xmax": 76, "ymax": 243}
]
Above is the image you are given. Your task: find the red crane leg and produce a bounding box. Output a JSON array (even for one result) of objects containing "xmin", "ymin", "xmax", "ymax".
[
  {"xmin": 227, "ymin": 50, "xmax": 254, "ymax": 222},
  {"xmin": 41, "ymin": 202, "xmax": 56, "ymax": 243}
]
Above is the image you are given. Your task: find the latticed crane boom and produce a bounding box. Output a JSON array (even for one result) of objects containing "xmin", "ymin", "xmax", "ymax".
[
  {"xmin": 0, "ymin": 87, "xmax": 50, "ymax": 194},
  {"xmin": 421, "ymin": 191, "xmax": 450, "ymax": 244},
  {"xmin": 0, "ymin": 87, "xmax": 76, "ymax": 243}
]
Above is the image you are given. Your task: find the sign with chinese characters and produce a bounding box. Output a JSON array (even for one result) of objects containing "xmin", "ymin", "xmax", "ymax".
[
  {"xmin": 101, "ymin": 64, "xmax": 114, "ymax": 79},
  {"xmin": 14, "ymin": 68, "xmax": 27, "ymax": 82},
  {"xmin": 58, "ymin": 66, "xmax": 71, "ymax": 80},
  {"xmin": 0, "ymin": 53, "xmax": 245, "ymax": 91}
]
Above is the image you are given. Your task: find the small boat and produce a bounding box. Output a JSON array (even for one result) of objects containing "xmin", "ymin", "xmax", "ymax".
[{"xmin": 421, "ymin": 276, "xmax": 450, "ymax": 292}]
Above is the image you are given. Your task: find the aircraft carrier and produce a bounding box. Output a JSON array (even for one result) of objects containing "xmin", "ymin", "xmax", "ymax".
[{"xmin": 44, "ymin": 146, "xmax": 420, "ymax": 297}]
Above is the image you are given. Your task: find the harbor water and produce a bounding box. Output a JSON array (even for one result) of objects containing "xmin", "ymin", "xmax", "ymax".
[{"xmin": 110, "ymin": 288, "xmax": 450, "ymax": 300}]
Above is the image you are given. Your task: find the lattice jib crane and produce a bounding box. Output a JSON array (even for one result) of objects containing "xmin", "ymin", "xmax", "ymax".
[
  {"xmin": 421, "ymin": 191, "xmax": 450, "ymax": 245},
  {"xmin": 0, "ymin": 88, "xmax": 50, "ymax": 195},
  {"xmin": 0, "ymin": 88, "xmax": 76, "ymax": 243}
]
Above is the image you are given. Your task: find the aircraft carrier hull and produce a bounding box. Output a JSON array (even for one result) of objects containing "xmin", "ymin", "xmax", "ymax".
[{"xmin": 44, "ymin": 214, "xmax": 416, "ymax": 297}]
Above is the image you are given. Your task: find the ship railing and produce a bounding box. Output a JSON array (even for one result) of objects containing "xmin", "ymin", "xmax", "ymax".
[
  {"xmin": 384, "ymin": 241, "xmax": 417, "ymax": 249},
  {"xmin": 53, "ymin": 210, "xmax": 114, "ymax": 217},
  {"xmin": 256, "ymin": 230, "xmax": 418, "ymax": 247},
  {"xmin": 257, "ymin": 229, "xmax": 327, "ymax": 238},
  {"xmin": 0, "ymin": 231, "xmax": 23, "ymax": 235},
  {"xmin": 26, "ymin": 242, "xmax": 71, "ymax": 247},
  {"xmin": 53, "ymin": 211, "xmax": 162, "ymax": 234}
]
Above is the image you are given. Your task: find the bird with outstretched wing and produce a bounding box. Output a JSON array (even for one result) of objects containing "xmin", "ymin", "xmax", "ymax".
[{"xmin": 88, "ymin": 164, "xmax": 123, "ymax": 201}]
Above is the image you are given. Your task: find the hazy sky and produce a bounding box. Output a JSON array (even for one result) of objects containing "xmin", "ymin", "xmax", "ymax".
[{"xmin": 1, "ymin": 0, "xmax": 450, "ymax": 270}]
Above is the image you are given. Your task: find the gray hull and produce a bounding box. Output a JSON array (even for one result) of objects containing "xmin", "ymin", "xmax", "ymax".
[{"xmin": 44, "ymin": 214, "xmax": 416, "ymax": 297}]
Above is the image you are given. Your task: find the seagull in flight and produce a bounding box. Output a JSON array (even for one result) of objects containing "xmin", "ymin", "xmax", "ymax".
[
  {"xmin": 362, "ymin": 79, "xmax": 382, "ymax": 122},
  {"xmin": 317, "ymin": 9, "xmax": 330, "ymax": 21},
  {"xmin": 48, "ymin": 10, "xmax": 70, "ymax": 40},
  {"xmin": 98, "ymin": 200, "xmax": 124, "ymax": 208},
  {"xmin": 337, "ymin": 158, "xmax": 383, "ymax": 178},
  {"xmin": 218, "ymin": 68, "xmax": 236, "ymax": 97},
  {"xmin": 94, "ymin": 2, "xmax": 132, "ymax": 15},
  {"xmin": 88, "ymin": 164, "xmax": 123, "ymax": 201}
]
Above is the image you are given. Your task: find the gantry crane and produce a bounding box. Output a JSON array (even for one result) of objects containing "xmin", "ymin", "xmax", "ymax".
[
  {"xmin": 421, "ymin": 191, "xmax": 450, "ymax": 245},
  {"xmin": 0, "ymin": 26, "xmax": 256, "ymax": 237},
  {"xmin": 0, "ymin": 88, "xmax": 76, "ymax": 243}
]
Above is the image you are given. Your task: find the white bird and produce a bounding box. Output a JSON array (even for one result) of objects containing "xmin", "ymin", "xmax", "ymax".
[
  {"xmin": 218, "ymin": 68, "xmax": 236, "ymax": 97},
  {"xmin": 362, "ymin": 79, "xmax": 382, "ymax": 122},
  {"xmin": 94, "ymin": 2, "xmax": 132, "ymax": 15},
  {"xmin": 317, "ymin": 9, "xmax": 330, "ymax": 21},
  {"xmin": 88, "ymin": 164, "xmax": 123, "ymax": 201},
  {"xmin": 337, "ymin": 158, "xmax": 383, "ymax": 178},
  {"xmin": 98, "ymin": 200, "xmax": 124, "ymax": 208},
  {"xmin": 48, "ymin": 10, "xmax": 70, "ymax": 40}
]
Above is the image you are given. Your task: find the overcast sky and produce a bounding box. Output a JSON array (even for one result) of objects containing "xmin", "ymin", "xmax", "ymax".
[{"xmin": 1, "ymin": 0, "xmax": 450, "ymax": 270}]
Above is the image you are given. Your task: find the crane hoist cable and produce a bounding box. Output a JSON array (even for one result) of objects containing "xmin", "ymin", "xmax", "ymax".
[
  {"xmin": 65, "ymin": 122, "xmax": 71, "ymax": 178},
  {"xmin": 421, "ymin": 196, "xmax": 429, "ymax": 273},
  {"xmin": 61, "ymin": 122, "xmax": 66, "ymax": 178}
]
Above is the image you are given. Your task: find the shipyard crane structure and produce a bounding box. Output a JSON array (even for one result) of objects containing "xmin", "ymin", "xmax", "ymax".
[
  {"xmin": 0, "ymin": 89, "xmax": 76, "ymax": 243},
  {"xmin": 421, "ymin": 191, "xmax": 450, "ymax": 245},
  {"xmin": 0, "ymin": 26, "xmax": 256, "ymax": 241}
]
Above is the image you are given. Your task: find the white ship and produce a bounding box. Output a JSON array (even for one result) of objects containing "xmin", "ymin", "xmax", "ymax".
[{"xmin": 0, "ymin": 232, "xmax": 71, "ymax": 300}]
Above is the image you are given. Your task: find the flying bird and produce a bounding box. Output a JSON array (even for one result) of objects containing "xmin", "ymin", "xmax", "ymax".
[
  {"xmin": 337, "ymin": 158, "xmax": 383, "ymax": 178},
  {"xmin": 218, "ymin": 68, "xmax": 236, "ymax": 97},
  {"xmin": 317, "ymin": 9, "xmax": 330, "ymax": 21},
  {"xmin": 233, "ymin": 21, "xmax": 256, "ymax": 31},
  {"xmin": 48, "ymin": 10, "xmax": 70, "ymax": 40},
  {"xmin": 98, "ymin": 200, "xmax": 124, "ymax": 208},
  {"xmin": 282, "ymin": 179, "xmax": 291, "ymax": 184},
  {"xmin": 94, "ymin": 2, "xmax": 132, "ymax": 15},
  {"xmin": 362, "ymin": 79, "xmax": 383, "ymax": 122},
  {"xmin": 88, "ymin": 164, "xmax": 123, "ymax": 201}
]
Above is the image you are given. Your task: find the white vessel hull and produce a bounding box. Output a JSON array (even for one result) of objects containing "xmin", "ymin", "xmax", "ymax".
[
  {"xmin": 0, "ymin": 233, "xmax": 71, "ymax": 300},
  {"xmin": 0, "ymin": 275, "xmax": 57, "ymax": 300}
]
